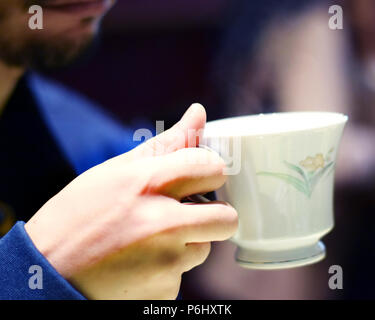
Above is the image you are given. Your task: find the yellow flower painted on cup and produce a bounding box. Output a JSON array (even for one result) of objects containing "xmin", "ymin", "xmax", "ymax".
[
  {"xmin": 257, "ymin": 149, "xmax": 335, "ymax": 198},
  {"xmin": 299, "ymin": 153, "xmax": 325, "ymax": 172}
]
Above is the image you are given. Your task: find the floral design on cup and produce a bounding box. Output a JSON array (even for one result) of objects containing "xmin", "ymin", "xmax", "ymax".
[
  {"xmin": 299, "ymin": 153, "xmax": 325, "ymax": 171},
  {"xmin": 257, "ymin": 148, "xmax": 335, "ymax": 198}
]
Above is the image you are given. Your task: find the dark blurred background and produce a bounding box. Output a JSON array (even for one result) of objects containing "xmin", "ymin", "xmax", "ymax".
[
  {"xmin": 43, "ymin": 0, "xmax": 375, "ymax": 300},
  {"xmin": 44, "ymin": 0, "xmax": 231, "ymax": 128}
]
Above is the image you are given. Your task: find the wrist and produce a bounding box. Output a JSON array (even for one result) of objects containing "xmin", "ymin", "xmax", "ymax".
[{"xmin": 25, "ymin": 217, "xmax": 71, "ymax": 278}]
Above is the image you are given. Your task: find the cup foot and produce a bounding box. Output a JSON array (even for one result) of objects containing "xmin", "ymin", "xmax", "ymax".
[{"xmin": 235, "ymin": 241, "xmax": 326, "ymax": 270}]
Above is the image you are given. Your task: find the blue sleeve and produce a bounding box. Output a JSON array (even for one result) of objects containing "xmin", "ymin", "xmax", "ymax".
[{"xmin": 0, "ymin": 222, "xmax": 86, "ymax": 300}]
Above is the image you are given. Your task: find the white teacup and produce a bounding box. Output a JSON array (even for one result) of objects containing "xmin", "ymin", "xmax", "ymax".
[{"xmin": 202, "ymin": 112, "xmax": 348, "ymax": 269}]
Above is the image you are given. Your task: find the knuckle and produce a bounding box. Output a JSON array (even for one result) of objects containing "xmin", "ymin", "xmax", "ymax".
[
  {"xmin": 212, "ymin": 203, "xmax": 239, "ymax": 237},
  {"xmin": 196, "ymin": 242, "xmax": 211, "ymax": 262},
  {"xmin": 209, "ymin": 151, "xmax": 227, "ymax": 169},
  {"xmin": 175, "ymin": 148, "xmax": 226, "ymax": 169},
  {"xmin": 138, "ymin": 158, "xmax": 170, "ymax": 195},
  {"xmin": 223, "ymin": 205, "xmax": 239, "ymax": 231},
  {"xmin": 183, "ymin": 242, "xmax": 211, "ymax": 271},
  {"xmin": 210, "ymin": 201, "xmax": 238, "ymax": 220},
  {"xmin": 224, "ymin": 203, "xmax": 239, "ymax": 224},
  {"xmin": 160, "ymin": 276, "xmax": 182, "ymax": 300},
  {"xmin": 211, "ymin": 171, "xmax": 227, "ymax": 190},
  {"xmin": 198, "ymin": 148, "xmax": 226, "ymax": 168}
]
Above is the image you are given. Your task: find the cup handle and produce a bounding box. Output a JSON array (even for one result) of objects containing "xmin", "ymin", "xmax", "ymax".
[
  {"xmin": 198, "ymin": 143, "xmax": 218, "ymax": 154},
  {"xmin": 184, "ymin": 194, "xmax": 211, "ymax": 203}
]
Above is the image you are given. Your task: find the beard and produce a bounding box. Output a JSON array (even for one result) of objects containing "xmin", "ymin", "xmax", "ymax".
[
  {"xmin": 0, "ymin": 1, "xmax": 104, "ymax": 71},
  {"xmin": 0, "ymin": 35, "xmax": 95, "ymax": 72}
]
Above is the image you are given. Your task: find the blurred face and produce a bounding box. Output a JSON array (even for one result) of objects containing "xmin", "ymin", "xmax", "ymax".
[
  {"xmin": 348, "ymin": 0, "xmax": 375, "ymax": 35},
  {"xmin": 0, "ymin": 0, "xmax": 115, "ymax": 69}
]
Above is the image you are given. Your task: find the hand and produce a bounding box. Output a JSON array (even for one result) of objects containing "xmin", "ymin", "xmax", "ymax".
[{"xmin": 25, "ymin": 104, "xmax": 238, "ymax": 300}]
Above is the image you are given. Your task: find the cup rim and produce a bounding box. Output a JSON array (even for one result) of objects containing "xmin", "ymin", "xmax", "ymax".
[{"xmin": 203, "ymin": 111, "xmax": 348, "ymax": 138}]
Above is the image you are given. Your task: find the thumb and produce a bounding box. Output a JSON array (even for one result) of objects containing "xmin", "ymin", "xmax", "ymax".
[{"xmin": 131, "ymin": 103, "xmax": 207, "ymax": 158}]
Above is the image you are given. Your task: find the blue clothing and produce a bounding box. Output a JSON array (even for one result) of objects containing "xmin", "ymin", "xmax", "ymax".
[
  {"xmin": 0, "ymin": 222, "xmax": 85, "ymax": 300},
  {"xmin": 30, "ymin": 73, "xmax": 139, "ymax": 174},
  {"xmin": 0, "ymin": 73, "xmax": 140, "ymax": 299}
]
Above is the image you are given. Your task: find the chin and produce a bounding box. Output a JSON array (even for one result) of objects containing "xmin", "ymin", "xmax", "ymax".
[
  {"xmin": 42, "ymin": 11, "xmax": 103, "ymax": 36},
  {"xmin": 0, "ymin": 2, "xmax": 109, "ymax": 69},
  {"xmin": 68, "ymin": 16, "xmax": 102, "ymax": 36}
]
